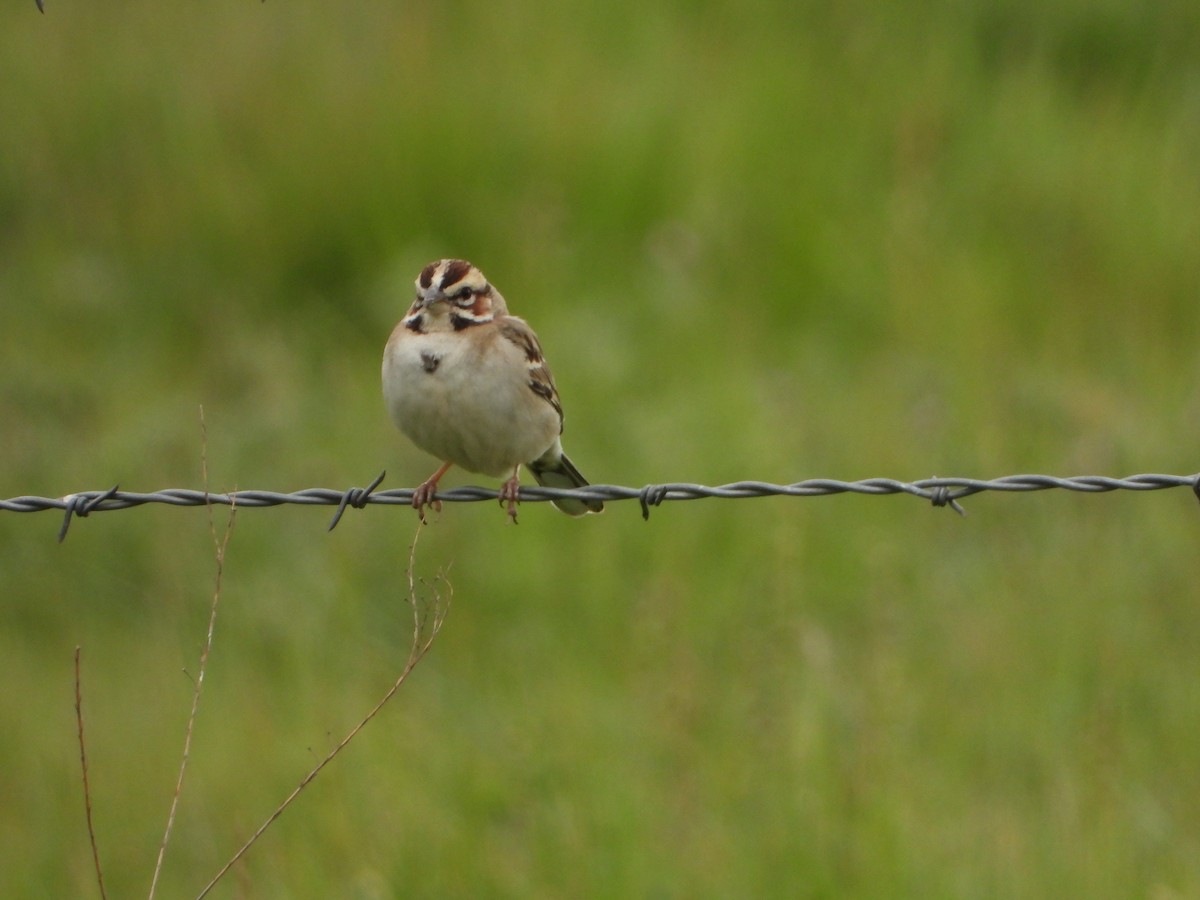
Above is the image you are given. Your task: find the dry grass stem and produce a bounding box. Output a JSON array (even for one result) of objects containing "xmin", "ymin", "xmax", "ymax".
[
  {"xmin": 149, "ymin": 408, "xmax": 237, "ymax": 899},
  {"xmin": 74, "ymin": 646, "xmax": 108, "ymax": 900},
  {"xmin": 195, "ymin": 520, "xmax": 450, "ymax": 900}
]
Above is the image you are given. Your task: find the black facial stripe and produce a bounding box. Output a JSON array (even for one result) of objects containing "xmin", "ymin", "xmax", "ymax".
[
  {"xmin": 451, "ymin": 313, "xmax": 489, "ymax": 331},
  {"xmin": 404, "ymin": 313, "xmax": 425, "ymax": 333}
]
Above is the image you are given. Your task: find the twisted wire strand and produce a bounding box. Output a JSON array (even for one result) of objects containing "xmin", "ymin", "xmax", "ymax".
[{"xmin": 3, "ymin": 473, "xmax": 1198, "ymax": 540}]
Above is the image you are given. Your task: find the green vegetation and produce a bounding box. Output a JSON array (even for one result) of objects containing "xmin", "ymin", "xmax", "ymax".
[{"xmin": 2, "ymin": 0, "xmax": 1199, "ymax": 895}]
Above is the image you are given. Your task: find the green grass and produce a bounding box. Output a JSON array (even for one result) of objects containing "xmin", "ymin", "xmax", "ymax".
[{"xmin": 3, "ymin": 0, "xmax": 1200, "ymax": 896}]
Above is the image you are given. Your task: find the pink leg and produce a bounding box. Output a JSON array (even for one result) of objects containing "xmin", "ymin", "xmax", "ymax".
[
  {"xmin": 412, "ymin": 461, "xmax": 453, "ymax": 522},
  {"xmin": 498, "ymin": 465, "xmax": 522, "ymax": 523}
]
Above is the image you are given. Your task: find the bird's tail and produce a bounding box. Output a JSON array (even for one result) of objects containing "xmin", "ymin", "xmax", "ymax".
[{"xmin": 529, "ymin": 451, "xmax": 604, "ymax": 516}]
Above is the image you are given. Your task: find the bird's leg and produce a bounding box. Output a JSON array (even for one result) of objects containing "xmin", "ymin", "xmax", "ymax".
[
  {"xmin": 412, "ymin": 461, "xmax": 453, "ymax": 522},
  {"xmin": 498, "ymin": 465, "xmax": 522, "ymax": 524}
]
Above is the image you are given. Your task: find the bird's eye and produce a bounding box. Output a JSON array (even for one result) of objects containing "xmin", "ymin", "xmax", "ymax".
[{"xmin": 455, "ymin": 288, "xmax": 474, "ymax": 304}]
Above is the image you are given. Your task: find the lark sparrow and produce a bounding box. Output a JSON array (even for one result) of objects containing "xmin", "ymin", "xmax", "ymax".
[{"xmin": 382, "ymin": 259, "xmax": 603, "ymax": 522}]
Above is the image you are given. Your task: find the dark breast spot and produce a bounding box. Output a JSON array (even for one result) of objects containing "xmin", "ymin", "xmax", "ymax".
[{"xmin": 421, "ymin": 352, "xmax": 441, "ymax": 373}]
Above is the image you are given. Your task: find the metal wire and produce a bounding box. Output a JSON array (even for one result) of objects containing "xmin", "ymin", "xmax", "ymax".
[{"xmin": 3, "ymin": 471, "xmax": 1198, "ymax": 541}]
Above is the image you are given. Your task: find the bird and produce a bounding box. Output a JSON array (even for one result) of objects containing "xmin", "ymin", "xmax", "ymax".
[{"xmin": 382, "ymin": 258, "xmax": 603, "ymax": 523}]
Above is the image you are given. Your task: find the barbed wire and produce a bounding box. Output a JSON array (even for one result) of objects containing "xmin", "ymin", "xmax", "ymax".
[{"xmin": 2, "ymin": 471, "xmax": 1198, "ymax": 541}]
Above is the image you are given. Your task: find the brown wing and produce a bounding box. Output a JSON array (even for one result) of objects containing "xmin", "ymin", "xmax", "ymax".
[{"xmin": 499, "ymin": 317, "xmax": 564, "ymax": 432}]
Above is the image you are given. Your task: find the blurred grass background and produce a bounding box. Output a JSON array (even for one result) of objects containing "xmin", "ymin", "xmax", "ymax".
[{"xmin": 2, "ymin": 0, "xmax": 1200, "ymax": 896}]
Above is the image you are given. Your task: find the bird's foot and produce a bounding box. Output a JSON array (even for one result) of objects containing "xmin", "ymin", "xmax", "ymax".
[{"xmin": 498, "ymin": 473, "xmax": 521, "ymax": 524}]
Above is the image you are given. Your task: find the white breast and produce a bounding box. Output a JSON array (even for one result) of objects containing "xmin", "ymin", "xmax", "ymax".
[{"xmin": 382, "ymin": 326, "xmax": 561, "ymax": 477}]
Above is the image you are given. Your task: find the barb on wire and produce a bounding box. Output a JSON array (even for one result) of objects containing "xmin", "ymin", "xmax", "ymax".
[
  {"xmin": 927, "ymin": 478, "xmax": 967, "ymax": 517},
  {"xmin": 58, "ymin": 485, "xmax": 120, "ymax": 543},
  {"xmin": 327, "ymin": 470, "xmax": 387, "ymax": 532},
  {"xmin": 5, "ymin": 473, "xmax": 1199, "ymax": 537}
]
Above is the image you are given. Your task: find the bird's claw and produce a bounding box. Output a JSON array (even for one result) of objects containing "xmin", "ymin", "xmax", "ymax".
[
  {"xmin": 412, "ymin": 480, "xmax": 443, "ymax": 523},
  {"xmin": 498, "ymin": 477, "xmax": 521, "ymax": 524}
]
